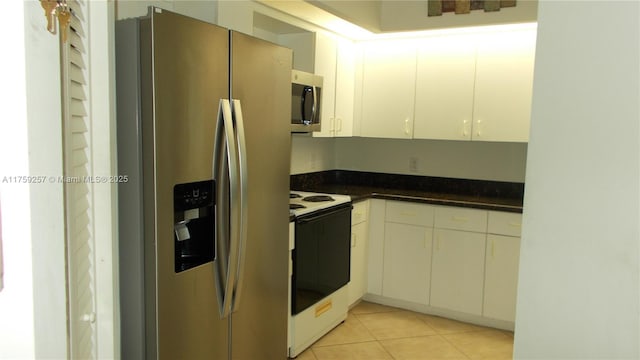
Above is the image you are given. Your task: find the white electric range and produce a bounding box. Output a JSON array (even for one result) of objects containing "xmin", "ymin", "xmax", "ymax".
[
  {"xmin": 287, "ymin": 191, "xmax": 352, "ymax": 358},
  {"xmin": 289, "ymin": 191, "xmax": 352, "ymax": 217}
]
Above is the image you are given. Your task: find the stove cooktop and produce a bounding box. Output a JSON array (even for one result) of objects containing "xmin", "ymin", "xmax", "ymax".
[{"xmin": 289, "ymin": 191, "xmax": 351, "ymax": 217}]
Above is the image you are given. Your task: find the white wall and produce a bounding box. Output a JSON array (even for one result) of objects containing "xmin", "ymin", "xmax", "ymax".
[
  {"xmin": 514, "ymin": 1, "xmax": 640, "ymax": 358},
  {"xmin": 335, "ymin": 137, "xmax": 527, "ymax": 182},
  {"xmin": 291, "ymin": 135, "xmax": 527, "ymax": 182},
  {"xmin": 290, "ymin": 135, "xmax": 336, "ymax": 174},
  {"xmin": 0, "ymin": 2, "xmax": 35, "ymax": 357},
  {"xmin": 115, "ymin": 0, "xmax": 218, "ymax": 23},
  {"xmin": 379, "ymin": 0, "xmax": 537, "ymax": 32},
  {"xmin": 1, "ymin": 2, "xmax": 119, "ymax": 358},
  {"xmin": 0, "ymin": 1, "xmax": 67, "ymax": 358},
  {"xmin": 90, "ymin": 2, "xmax": 120, "ymax": 358}
]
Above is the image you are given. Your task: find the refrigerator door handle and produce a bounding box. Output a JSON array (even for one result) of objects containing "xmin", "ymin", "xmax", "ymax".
[
  {"xmin": 213, "ymin": 99, "xmax": 240, "ymax": 319},
  {"xmin": 230, "ymin": 99, "xmax": 248, "ymax": 312}
]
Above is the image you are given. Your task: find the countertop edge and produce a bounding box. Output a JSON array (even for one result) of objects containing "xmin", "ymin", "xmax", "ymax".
[{"xmin": 367, "ymin": 193, "xmax": 523, "ymax": 213}]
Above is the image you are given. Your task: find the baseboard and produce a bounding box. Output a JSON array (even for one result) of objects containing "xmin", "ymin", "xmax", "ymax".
[{"xmin": 361, "ymin": 293, "xmax": 515, "ymax": 331}]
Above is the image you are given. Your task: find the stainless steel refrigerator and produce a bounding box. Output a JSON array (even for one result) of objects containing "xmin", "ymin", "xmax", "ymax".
[{"xmin": 116, "ymin": 8, "xmax": 292, "ymax": 359}]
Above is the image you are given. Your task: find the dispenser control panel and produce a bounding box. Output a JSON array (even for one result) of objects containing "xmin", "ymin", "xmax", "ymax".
[
  {"xmin": 173, "ymin": 180, "xmax": 214, "ymax": 273},
  {"xmin": 174, "ymin": 180, "xmax": 214, "ymax": 211}
]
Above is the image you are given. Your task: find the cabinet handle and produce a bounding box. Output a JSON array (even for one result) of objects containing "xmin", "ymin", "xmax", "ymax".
[
  {"xmin": 476, "ymin": 119, "xmax": 483, "ymax": 137},
  {"xmin": 404, "ymin": 118, "xmax": 411, "ymax": 136},
  {"xmin": 351, "ymin": 233, "xmax": 357, "ymax": 248},
  {"xmin": 509, "ymin": 221, "xmax": 522, "ymax": 228},
  {"xmin": 462, "ymin": 119, "xmax": 469, "ymax": 137},
  {"xmin": 330, "ymin": 116, "xmax": 336, "ymax": 132},
  {"xmin": 336, "ymin": 118, "xmax": 343, "ymax": 132}
]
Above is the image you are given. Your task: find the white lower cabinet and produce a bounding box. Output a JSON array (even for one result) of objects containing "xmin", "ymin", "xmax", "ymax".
[
  {"xmin": 363, "ymin": 199, "xmax": 521, "ymax": 330},
  {"xmin": 482, "ymin": 211, "xmax": 522, "ymax": 322},
  {"xmin": 430, "ymin": 229, "xmax": 486, "ymax": 315},
  {"xmin": 430, "ymin": 206, "xmax": 487, "ymax": 315},
  {"xmin": 381, "ymin": 201, "xmax": 434, "ymax": 305},
  {"xmin": 382, "ymin": 222, "xmax": 432, "ymax": 305},
  {"xmin": 366, "ymin": 199, "xmax": 386, "ymax": 296},
  {"xmin": 348, "ymin": 201, "xmax": 369, "ymax": 306}
]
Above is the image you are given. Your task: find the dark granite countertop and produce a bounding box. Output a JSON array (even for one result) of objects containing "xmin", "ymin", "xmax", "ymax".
[{"xmin": 290, "ymin": 170, "xmax": 524, "ymax": 213}]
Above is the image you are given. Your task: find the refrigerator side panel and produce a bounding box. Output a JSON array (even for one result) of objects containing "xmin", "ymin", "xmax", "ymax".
[
  {"xmin": 139, "ymin": 17, "xmax": 158, "ymax": 360},
  {"xmin": 150, "ymin": 9, "xmax": 230, "ymax": 360},
  {"xmin": 230, "ymin": 31, "xmax": 293, "ymax": 360},
  {"xmin": 115, "ymin": 18, "xmax": 146, "ymax": 360}
]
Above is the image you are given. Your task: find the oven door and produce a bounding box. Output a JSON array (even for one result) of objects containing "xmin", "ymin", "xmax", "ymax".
[{"xmin": 292, "ymin": 203, "xmax": 352, "ymax": 315}]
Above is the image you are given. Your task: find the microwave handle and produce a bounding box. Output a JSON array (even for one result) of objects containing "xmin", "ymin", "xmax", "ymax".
[
  {"xmin": 311, "ymin": 86, "xmax": 318, "ymax": 124},
  {"xmin": 301, "ymin": 86, "xmax": 310, "ymax": 124}
]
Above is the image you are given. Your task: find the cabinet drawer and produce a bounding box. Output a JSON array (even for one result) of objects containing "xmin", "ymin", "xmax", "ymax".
[
  {"xmin": 434, "ymin": 206, "xmax": 487, "ymax": 233},
  {"xmin": 488, "ymin": 211, "xmax": 522, "ymax": 237},
  {"xmin": 352, "ymin": 200, "xmax": 369, "ymax": 225},
  {"xmin": 385, "ymin": 201, "xmax": 434, "ymax": 227}
]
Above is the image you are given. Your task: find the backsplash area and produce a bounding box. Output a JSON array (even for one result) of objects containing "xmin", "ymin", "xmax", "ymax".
[{"xmin": 291, "ymin": 136, "xmax": 527, "ymax": 183}]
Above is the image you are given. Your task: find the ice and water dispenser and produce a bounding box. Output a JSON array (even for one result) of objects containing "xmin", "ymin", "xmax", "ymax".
[{"xmin": 173, "ymin": 180, "xmax": 214, "ymax": 273}]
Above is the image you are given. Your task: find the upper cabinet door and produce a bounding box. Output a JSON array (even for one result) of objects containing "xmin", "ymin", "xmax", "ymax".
[
  {"xmin": 361, "ymin": 40, "xmax": 417, "ymax": 139},
  {"xmin": 414, "ymin": 35, "xmax": 477, "ymax": 140},
  {"xmin": 473, "ymin": 29, "xmax": 537, "ymax": 142},
  {"xmin": 334, "ymin": 38, "xmax": 356, "ymax": 137},
  {"xmin": 313, "ymin": 33, "xmax": 356, "ymax": 138},
  {"xmin": 313, "ymin": 32, "xmax": 338, "ymax": 137}
]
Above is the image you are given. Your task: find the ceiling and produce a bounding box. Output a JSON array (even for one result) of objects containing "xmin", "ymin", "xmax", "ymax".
[{"xmin": 283, "ymin": 0, "xmax": 538, "ymax": 34}]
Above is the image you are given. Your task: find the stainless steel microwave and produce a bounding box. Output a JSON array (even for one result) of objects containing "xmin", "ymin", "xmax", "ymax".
[{"xmin": 291, "ymin": 70, "xmax": 322, "ymax": 133}]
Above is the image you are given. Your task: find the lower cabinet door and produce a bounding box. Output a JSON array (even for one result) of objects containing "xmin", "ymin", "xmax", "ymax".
[
  {"xmin": 483, "ymin": 234, "xmax": 521, "ymax": 322},
  {"xmin": 348, "ymin": 221, "xmax": 368, "ymax": 306},
  {"xmin": 382, "ymin": 222, "xmax": 432, "ymax": 305},
  {"xmin": 430, "ymin": 229, "xmax": 486, "ymax": 315}
]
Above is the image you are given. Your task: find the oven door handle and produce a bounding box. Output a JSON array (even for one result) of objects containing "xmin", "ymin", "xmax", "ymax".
[
  {"xmin": 295, "ymin": 204, "xmax": 352, "ymax": 224},
  {"xmin": 213, "ymin": 98, "xmax": 240, "ymax": 319}
]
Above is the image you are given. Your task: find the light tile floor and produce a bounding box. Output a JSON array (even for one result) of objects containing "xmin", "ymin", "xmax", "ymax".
[{"xmin": 293, "ymin": 301, "xmax": 514, "ymax": 360}]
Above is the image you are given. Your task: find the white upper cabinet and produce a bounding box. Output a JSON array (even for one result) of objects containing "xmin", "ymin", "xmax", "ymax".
[
  {"xmin": 472, "ymin": 29, "xmax": 536, "ymax": 142},
  {"xmin": 313, "ymin": 34, "xmax": 356, "ymax": 137},
  {"xmin": 360, "ymin": 40, "xmax": 417, "ymax": 139},
  {"xmin": 414, "ymin": 34, "xmax": 477, "ymax": 140},
  {"xmin": 359, "ymin": 25, "xmax": 536, "ymax": 142},
  {"xmin": 333, "ymin": 38, "xmax": 356, "ymax": 137},
  {"xmin": 313, "ymin": 32, "xmax": 338, "ymax": 137}
]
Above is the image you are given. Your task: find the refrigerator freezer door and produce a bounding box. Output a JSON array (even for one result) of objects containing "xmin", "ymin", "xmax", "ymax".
[
  {"xmin": 148, "ymin": 9, "xmax": 229, "ymax": 360},
  {"xmin": 229, "ymin": 31, "xmax": 293, "ymax": 360}
]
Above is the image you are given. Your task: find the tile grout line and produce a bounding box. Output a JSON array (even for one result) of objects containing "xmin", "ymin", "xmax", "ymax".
[
  {"xmin": 438, "ymin": 333, "xmax": 474, "ymax": 360},
  {"xmin": 414, "ymin": 313, "xmax": 479, "ymax": 359},
  {"xmin": 355, "ymin": 309, "xmax": 464, "ymax": 360},
  {"xmin": 308, "ymin": 302, "xmax": 513, "ymax": 359}
]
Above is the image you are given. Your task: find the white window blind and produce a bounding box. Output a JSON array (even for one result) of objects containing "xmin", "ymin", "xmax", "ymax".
[{"xmin": 61, "ymin": 0, "xmax": 97, "ymax": 358}]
